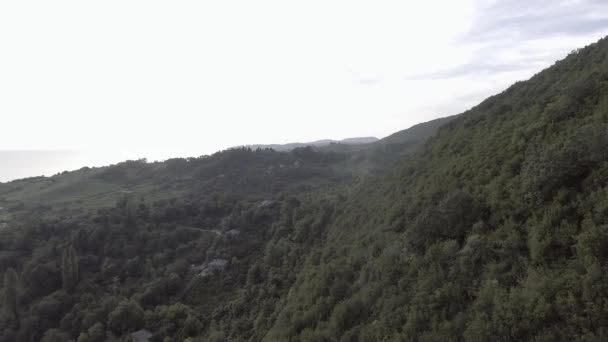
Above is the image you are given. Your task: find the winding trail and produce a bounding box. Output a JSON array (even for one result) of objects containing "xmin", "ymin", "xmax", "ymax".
[{"xmin": 178, "ymin": 225, "xmax": 222, "ymax": 236}]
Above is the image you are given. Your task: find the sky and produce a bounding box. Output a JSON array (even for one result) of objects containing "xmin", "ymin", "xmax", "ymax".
[{"xmin": 1, "ymin": 0, "xmax": 608, "ymax": 181}]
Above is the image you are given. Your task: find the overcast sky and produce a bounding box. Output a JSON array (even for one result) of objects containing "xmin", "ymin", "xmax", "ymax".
[{"xmin": 1, "ymin": 0, "xmax": 608, "ymax": 180}]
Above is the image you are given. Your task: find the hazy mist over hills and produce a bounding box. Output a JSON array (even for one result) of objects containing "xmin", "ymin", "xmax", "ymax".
[
  {"xmin": 236, "ymin": 136, "xmax": 379, "ymax": 152},
  {"xmin": 0, "ymin": 137, "xmax": 382, "ymax": 182}
]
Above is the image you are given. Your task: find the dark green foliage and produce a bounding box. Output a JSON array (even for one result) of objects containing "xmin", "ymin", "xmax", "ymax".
[
  {"xmin": 107, "ymin": 299, "xmax": 144, "ymax": 334},
  {"xmin": 61, "ymin": 246, "xmax": 79, "ymax": 293},
  {"xmin": 3, "ymin": 268, "xmax": 18, "ymax": 321},
  {"xmin": 76, "ymin": 322, "xmax": 105, "ymax": 342},
  {"xmin": 522, "ymin": 123, "xmax": 608, "ymax": 204},
  {"xmin": 117, "ymin": 195, "xmax": 139, "ymax": 228},
  {"xmin": 40, "ymin": 329, "xmax": 69, "ymax": 342},
  {"xmin": 264, "ymin": 37, "xmax": 608, "ymax": 341},
  {"xmin": 407, "ymin": 190, "xmax": 483, "ymax": 252}
]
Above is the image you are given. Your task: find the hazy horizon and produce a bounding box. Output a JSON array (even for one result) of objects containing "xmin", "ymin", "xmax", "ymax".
[
  {"xmin": 2, "ymin": 0, "xmax": 608, "ymax": 181},
  {"xmin": 0, "ymin": 148, "xmax": 214, "ymax": 183},
  {"xmin": 0, "ymin": 131, "xmax": 387, "ymax": 182},
  {"xmin": 0, "ymin": 122, "xmax": 413, "ymax": 182}
]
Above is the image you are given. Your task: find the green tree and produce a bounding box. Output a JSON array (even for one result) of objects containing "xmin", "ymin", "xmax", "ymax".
[
  {"xmin": 3, "ymin": 268, "xmax": 18, "ymax": 321},
  {"xmin": 118, "ymin": 195, "xmax": 138, "ymax": 228},
  {"xmin": 40, "ymin": 329, "xmax": 69, "ymax": 342},
  {"xmin": 77, "ymin": 322, "xmax": 106, "ymax": 342},
  {"xmin": 107, "ymin": 299, "xmax": 144, "ymax": 334},
  {"xmin": 61, "ymin": 246, "xmax": 79, "ymax": 293}
]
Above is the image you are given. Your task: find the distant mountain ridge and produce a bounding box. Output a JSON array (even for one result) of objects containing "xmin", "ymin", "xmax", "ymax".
[
  {"xmin": 234, "ymin": 136, "xmax": 379, "ymax": 152},
  {"xmin": 232, "ymin": 114, "xmax": 459, "ymax": 155}
]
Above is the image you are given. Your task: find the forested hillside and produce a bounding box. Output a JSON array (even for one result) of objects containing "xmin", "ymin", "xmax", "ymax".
[
  {"xmin": 0, "ymin": 109, "xmax": 447, "ymax": 341},
  {"xmin": 1, "ymin": 37, "xmax": 608, "ymax": 342},
  {"xmin": 265, "ymin": 38, "xmax": 608, "ymax": 341}
]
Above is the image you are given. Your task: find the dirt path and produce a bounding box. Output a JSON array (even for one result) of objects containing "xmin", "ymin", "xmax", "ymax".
[{"xmin": 178, "ymin": 226, "xmax": 222, "ymax": 236}]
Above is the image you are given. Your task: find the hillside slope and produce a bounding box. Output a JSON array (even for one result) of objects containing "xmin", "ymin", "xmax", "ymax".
[
  {"xmin": 265, "ymin": 38, "xmax": 608, "ymax": 341},
  {"xmin": 377, "ymin": 115, "xmax": 458, "ymax": 146}
]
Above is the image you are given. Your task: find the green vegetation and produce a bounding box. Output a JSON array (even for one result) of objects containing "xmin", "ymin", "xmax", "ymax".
[
  {"xmin": 1, "ymin": 37, "xmax": 608, "ymax": 341},
  {"xmin": 3, "ymin": 268, "xmax": 18, "ymax": 324},
  {"xmin": 61, "ymin": 247, "xmax": 79, "ymax": 294},
  {"xmin": 265, "ymin": 38, "xmax": 608, "ymax": 341}
]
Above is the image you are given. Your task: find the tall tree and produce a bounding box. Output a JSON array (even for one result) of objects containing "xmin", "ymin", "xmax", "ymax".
[
  {"xmin": 3, "ymin": 268, "xmax": 18, "ymax": 321},
  {"xmin": 61, "ymin": 246, "xmax": 79, "ymax": 293}
]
